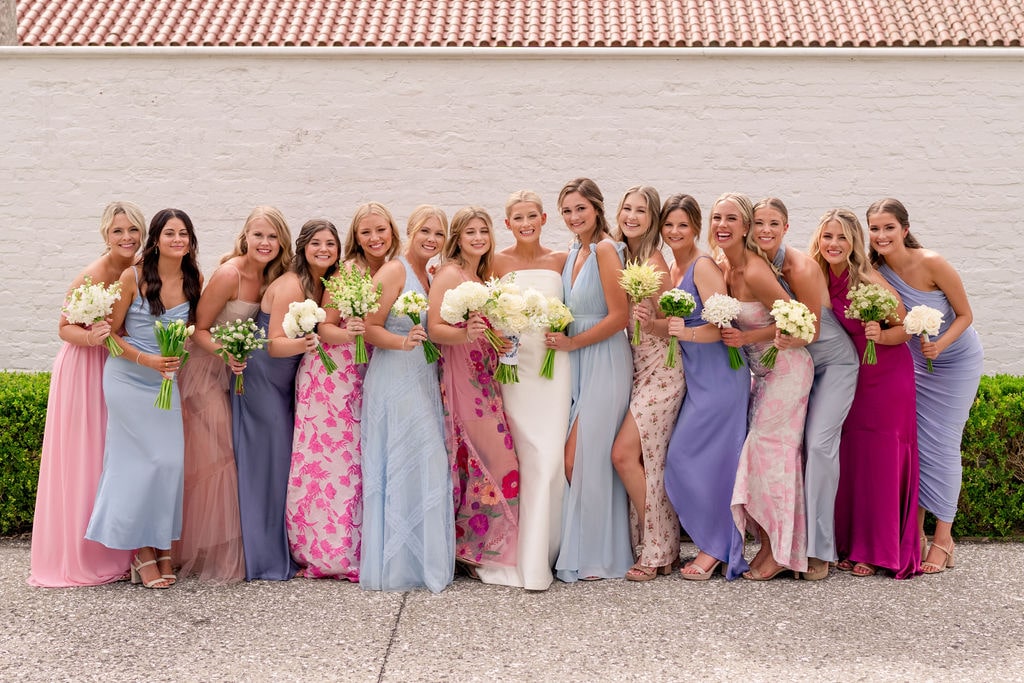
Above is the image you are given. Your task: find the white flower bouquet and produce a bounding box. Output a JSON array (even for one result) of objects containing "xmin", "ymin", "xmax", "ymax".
[
  {"xmin": 210, "ymin": 317, "xmax": 270, "ymax": 394},
  {"xmin": 283, "ymin": 298, "xmax": 337, "ymax": 375},
  {"xmin": 619, "ymin": 260, "xmax": 665, "ymax": 345},
  {"xmin": 153, "ymin": 319, "xmax": 194, "ymax": 410},
  {"xmin": 61, "ymin": 276, "xmax": 124, "ymax": 357},
  {"xmin": 844, "ymin": 283, "xmax": 899, "ymax": 365},
  {"xmin": 483, "ymin": 277, "xmax": 546, "ymax": 384},
  {"xmin": 701, "ymin": 293, "xmax": 745, "ymax": 370},
  {"xmin": 760, "ymin": 299, "xmax": 817, "ymax": 369},
  {"xmin": 392, "ymin": 290, "xmax": 440, "ymax": 364},
  {"xmin": 658, "ymin": 289, "xmax": 697, "ymax": 368},
  {"xmin": 323, "ymin": 264, "xmax": 382, "ymax": 364},
  {"xmin": 441, "ymin": 280, "xmax": 504, "ymax": 350},
  {"xmin": 903, "ymin": 304, "xmax": 944, "ymax": 373},
  {"xmin": 539, "ymin": 297, "xmax": 573, "ymax": 380}
]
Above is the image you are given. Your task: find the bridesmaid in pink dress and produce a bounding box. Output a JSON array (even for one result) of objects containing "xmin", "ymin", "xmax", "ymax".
[
  {"xmin": 28, "ymin": 202, "xmax": 144, "ymax": 587},
  {"xmin": 285, "ymin": 204, "xmax": 401, "ymax": 580},
  {"xmin": 715, "ymin": 192, "xmax": 813, "ymax": 581},
  {"xmin": 609, "ymin": 186, "xmax": 685, "ymax": 581},
  {"xmin": 428, "ymin": 206, "xmax": 520, "ymax": 575},
  {"xmin": 810, "ymin": 208, "xmax": 920, "ymax": 579},
  {"xmin": 174, "ymin": 206, "xmax": 293, "ymax": 582}
]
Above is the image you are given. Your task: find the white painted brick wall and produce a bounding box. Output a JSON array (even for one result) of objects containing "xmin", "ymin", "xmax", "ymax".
[{"xmin": 3, "ymin": 48, "xmax": 1022, "ymax": 374}]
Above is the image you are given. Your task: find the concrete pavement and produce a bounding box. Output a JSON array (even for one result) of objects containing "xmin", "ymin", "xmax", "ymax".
[{"xmin": 2, "ymin": 537, "xmax": 1023, "ymax": 682}]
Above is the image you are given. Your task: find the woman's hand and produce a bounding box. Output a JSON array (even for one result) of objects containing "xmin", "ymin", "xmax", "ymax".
[
  {"xmin": 304, "ymin": 332, "xmax": 321, "ymax": 354},
  {"xmin": 863, "ymin": 320, "xmax": 882, "ymax": 343},
  {"xmin": 720, "ymin": 326, "xmax": 745, "ymax": 348},
  {"xmin": 920, "ymin": 336, "xmax": 940, "ymax": 360},
  {"xmin": 465, "ymin": 312, "xmax": 487, "ymax": 343},
  {"xmin": 345, "ymin": 316, "xmax": 366, "ymax": 338},
  {"xmin": 774, "ymin": 332, "xmax": 807, "ymax": 350},
  {"xmin": 666, "ymin": 316, "xmax": 686, "ymax": 339},
  {"xmin": 146, "ymin": 353, "xmax": 181, "ymax": 379},
  {"xmin": 634, "ymin": 300, "xmax": 655, "ymax": 334},
  {"xmin": 403, "ymin": 324, "xmax": 427, "ymax": 351},
  {"xmin": 85, "ymin": 321, "xmax": 112, "ymax": 347},
  {"xmin": 545, "ymin": 331, "xmax": 572, "ymax": 353},
  {"xmin": 224, "ymin": 352, "xmax": 246, "ymax": 375}
]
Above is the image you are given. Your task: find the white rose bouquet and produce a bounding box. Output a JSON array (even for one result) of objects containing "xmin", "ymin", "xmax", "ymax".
[
  {"xmin": 700, "ymin": 293, "xmax": 745, "ymax": 370},
  {"xmin": 658, "ymin": 289, "xmax": 697, "ymax": 368},
  {"xmin": 283, "ymin": 298, "xmax": 337, "ymax": 375},
  {"xmin": 153, "ymin": 319, "xmax": 194, "ymax": 410},
  {"xmin": 483, "ymin": 281, "xmax": 546, "ymax": 384},
  {"xmin": 760, "ymin": 299, "xmax": 817, "ymax": 370},
  {"xmin": 441, "ymin": 280, "xmax": 503, "ymax": 350},
  {"xmin": 619, "ymin": 261, "xmax": 665, "ymax": 345},
  {"xmin": 540, "ymin": 297, "xmax": 573, "ymax": 380},
  {"xmin": 323, "ymin": 264, "xmax": 382, "ymax": 364},
  {"xmin": 61, "ymin": 276, "xmax": 124, "ymax": 357},
  {"xmin": 844, "ymin": 283, "xmax": 899, "ymax": 365},
  {"xmin": 902, "ymin": 304, "xmax": 944, "ymax": 373},
  {"xmin": 210, "ymin": 317, "xmax": 269, "ymax": 394},
  {"xmin": 392, "ymin": 290, "xmax": 440, "ymax": 364}
]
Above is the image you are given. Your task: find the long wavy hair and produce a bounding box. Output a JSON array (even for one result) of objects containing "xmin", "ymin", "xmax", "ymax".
[
  {"xmin": 292, "ymin": 219, "xmax": 341, "ymax": 300},
  {"xmin": 558, "ymin": 177, "xmax": 612, "ymax": 246},
  {"xmin": 220, "ymin": 206, "xmax": 294, "ymax": 296},
  {"xmin": 866, "ymin": 197, "xmax": 923, "ymax": 267},
  {"xmin": 443, "ymin": 206, "xmax": 494, "ymax": 281},
  {"xmin": 809, "ymin": 208, "xmax": 875, "ymax": 290},
  {"xmin": 709, "ymin": 192, "xmax": 767, "ymax": 268},
  {"xmin": 99, "ymin": 201, "xmax": 147, "ymax": 254},
  {"xmin": 614, "ymin": 185, "xmax": 662, "ymax": 264},
  {"xmin": 140, "ymin": 208, "xmax": 202, "ymax": 324}
]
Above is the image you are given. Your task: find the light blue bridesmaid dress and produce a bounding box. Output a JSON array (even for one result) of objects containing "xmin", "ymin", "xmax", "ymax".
[
  {"xmin": 86, "ymin": 277, "xmax": 189, "ymax": 551},
  {"xmin": 879, "ymin": 263, "xmax": 983, "ymax": 523},
  {"xmin": 359, "ymin": 258, "xmax": 454, "ymax": 593},
  {"xmin": 554, "ymin": 240, "xmax": 634, "ymax": 582}
]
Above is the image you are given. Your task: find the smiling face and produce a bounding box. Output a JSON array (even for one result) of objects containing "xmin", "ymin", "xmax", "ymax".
[
  {"xmin": 560, "ymin": 191, "xmax": 598, "ymax": 239},
  {"xmin": 410, "ymin": 215, "xmax": 446, "ymax": 262},
  {"xmin": 459, "ymin": 217, "xmax": 492, "ymax": 259},
  {"xmin": 158, "ymin": 217, "xmax": 191, "ymax": 259},
  {"xmin": 617, "ymin": 192, "xmax": 653, "ymax": 243},
  {"xmin": 106, "ymin": 212, "xmax": 143, "ymax": 259},
  {"xmin": 506, "ymin": 201, "xmax": 546, "ymax": 245},
  {"xmin": 306, "ymin": 228, "xmax": 339, "ymax": 273},
  {"xmin": 817, "ymin": 220, "xmax": 852, "ymax": 272},
  {"xmin": 245, "ymin": 216, "xmax": 281, "ymax": 265},
  {"xmin": 752, "ymin": 206, "xmax": 788, "ymax": 255},
  {"xmin": 710, "ymin": 199, "xmax": 747, "ymax": 250},
  {"xmin": 355, "ymin": 213, "xmax": 394, "ymax": 262},
  {"xmin": 867, "ymin": 211, "xmax": 906, "ymax": 258},
  {"xmin": 661, "ymin": 208, "xmax": 697, "ymax": 254}
]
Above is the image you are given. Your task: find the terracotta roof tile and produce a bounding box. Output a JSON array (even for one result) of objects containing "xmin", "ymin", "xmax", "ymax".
[{"xmin": 16, "ymin": 0, "xmax": 1024, "ymax": 47}]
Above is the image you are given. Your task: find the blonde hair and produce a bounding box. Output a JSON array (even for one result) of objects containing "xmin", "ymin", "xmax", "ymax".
[
  {"xmin": 505, "ymin": 190, "xmax": 544, "ymax": 216},
  {"xmin": 220, "ymin": 206, "xmax": 294, "ymax": 295},
  {"xmin": 444, "ymin": 206, "xmax": 494, "ymax": 280},
  {"xmin": 99, "ymin": 201, "xmax": 146, "ymax": 253},
  {"xmin": 809, "ymin": 208, "xmax": 875, "ymax": 290},
  {"xmin": 406, "ymin": 204, "xmax": 449, "ymax": 238},
  {"xmin": 343, "ymin": 202, "xmax": 402, "ymax": 265}
]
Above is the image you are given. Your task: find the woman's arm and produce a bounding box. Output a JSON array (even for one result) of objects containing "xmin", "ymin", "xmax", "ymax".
[
  {"xmin": 721, "ymin": 257, "xmax": 785, "ymax": 346},
  {"xmin": 427, "ymin": 264, "xmax": 488, "ymax": 346},
  {"xmin": 922, "ymin": 252, "xmax": 973, "ymax": 358},
  {"xmin": 364, "ymin": 259, "xmax": 424, "ymax": 351},
  {"xmin": 58, "ymin": 262, "xmax": 113, "ymax": 348},
  {"xmin": 267, "ymin": 274, "xmax": 318, "ymax": 358},
  {"xmin": 775, "ymin": 252, "xmax": 826, "ymax": 349}
]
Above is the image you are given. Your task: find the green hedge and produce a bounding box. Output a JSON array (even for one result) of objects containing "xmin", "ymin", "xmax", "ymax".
[
  {"xmin": 1, "ymin": 371, "xmax": 1023, "ymax": 537},
  {"xmin": 0, "ymin": 371, "xmax": 50, "ymax": 535}
]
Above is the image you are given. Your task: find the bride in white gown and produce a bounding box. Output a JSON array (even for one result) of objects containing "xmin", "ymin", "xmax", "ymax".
[{"xmin": 477, "ymin": 191, "xmax": 571, "ymax": 590}]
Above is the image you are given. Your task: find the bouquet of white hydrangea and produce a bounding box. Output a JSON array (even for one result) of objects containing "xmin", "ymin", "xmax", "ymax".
[
  {"xmin": 701, "ymin": 293, "xmax": 744, "ymax": 370},
  {"xmin": 283, "ymin": 298, "xmax": 337, "ymax": 374}
]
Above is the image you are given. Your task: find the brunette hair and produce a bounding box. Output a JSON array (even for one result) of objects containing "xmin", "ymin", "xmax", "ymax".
[
  {"xmin": 558, "ymin": 177, "xmax": 611, "ymax": 245},
  {"xmin": 659, "ymin": 194, "xmax": 703, "ymax": 242},
  {"xmin": 614, "ymin": 185, "xmax": 662, "ymax": 263},
  {"xmin": 292, "ymin": 219, "xmax": 341, "ymax": 300},
  {"xmin": 866, "ymin": 197, "xmax": 923, "ymax": 266},
  {"xmin": 140, "ymin": 208, "xmax": 202, "ymax": 324}
]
